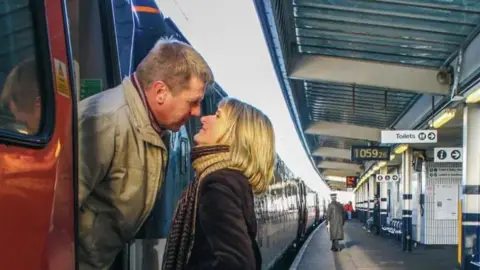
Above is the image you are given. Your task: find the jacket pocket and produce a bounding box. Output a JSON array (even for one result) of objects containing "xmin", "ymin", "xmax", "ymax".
[
  {"xmin": 79, "ymin": 208, "xmax": 96, "ymax": 250},
  {"xmin": 91, "ymin": 212, "xmax": 126, "ymax": 247},
  {"xmin": 89, "ymin": 212, "xmax": 126, "ymax": 265}
]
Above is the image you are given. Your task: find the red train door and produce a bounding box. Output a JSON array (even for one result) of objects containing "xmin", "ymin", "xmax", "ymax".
[{"xmin": 0, "ymin": 0, "xmax": 77, "ymax": 269}]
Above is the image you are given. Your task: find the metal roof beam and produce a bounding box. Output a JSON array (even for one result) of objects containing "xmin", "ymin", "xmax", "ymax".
[
  {"xmin": 322, "ymin": 169, "xmax": 359, "ymax": 177},
  {"xmin": 305, "ymin": 120, "xmax": 381, "ymax": 141},
  {"xmin": 312, "ymin": 147, "xmax": 350, "ymax": 159},
  {"xmin": 289, "ymin": 54, "xmax": 449, "ymax": 95},
  {"xmin": 317, "ymin": 161, "xmax": 363, "ymax": 172}
]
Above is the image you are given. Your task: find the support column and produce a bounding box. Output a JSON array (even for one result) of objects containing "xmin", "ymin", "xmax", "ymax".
[
  {"xmin": 355, "ymin": 189, "xmax": 359, "ymax": 220},
  {"xmin": 380, "ymin": 166, "xmax": 389, "ymax": 234},
  {"xmin": 369, "ymin": 176, "xmax": 375, "ymax": 229},
  {"xmin": 461, "ymin": 103, "xmax": 480, "ymax": 269},
  {"xmin": 359, "ymin": 185, "xmax": 364, "ymax": 222},
  {"xmin": 364, "ymin": 180, "xmax": 369, "ymax": 226},
  {"xmin": 402, "ymin": 148, "xmax": 413, "ymax": 252},
  {"xmin": 362, "ymin": 184, "xmax": 366, "ymax": 223}
]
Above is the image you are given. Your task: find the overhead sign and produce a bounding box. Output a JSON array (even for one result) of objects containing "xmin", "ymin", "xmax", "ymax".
[
  {"xmin": 381, "ymin": 130, "xmax": 437, "ymax": 144},
  {"xmin": 346, "ymin": 176, "xmax": 358, "ymax": 189},
  {"xmin": 351, "ymin": 146, "xmax": 390, "ymax": 161},
  {"xmin": 376, "ymin": 174, "xmax": 400, "ymax": 183},
  {"xmin": 434, "ymin": 147, "xmax": 463, "ymax": 163}
]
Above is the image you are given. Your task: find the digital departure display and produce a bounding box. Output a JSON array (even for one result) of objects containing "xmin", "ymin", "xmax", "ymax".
[
  {"xmin": 351, "ymin": 146, "xmax": 391, "ymax": 161},
  {"xmin": 346, "ymin": 176, "xmax": 358, "ymax": 189}
]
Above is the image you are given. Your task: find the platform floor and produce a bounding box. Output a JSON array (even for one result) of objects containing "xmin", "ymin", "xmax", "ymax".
[{"xmin": 291, "ymin": 220, "xmax": 458, "ymax": 270}]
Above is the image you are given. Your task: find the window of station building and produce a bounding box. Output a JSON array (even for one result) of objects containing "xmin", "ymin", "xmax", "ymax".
[{"xmin": 0, "ymin": 0, "xmax": 54, "ymax": 145}]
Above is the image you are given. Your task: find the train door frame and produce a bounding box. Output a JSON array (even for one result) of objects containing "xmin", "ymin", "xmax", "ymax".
[
  {"xmin": 0, "ymin": 0, "xmax": 79, "ymax": 269},
  {"xmin": 61, "ymin": 0, "xmax": 81, "ymax": 269}
]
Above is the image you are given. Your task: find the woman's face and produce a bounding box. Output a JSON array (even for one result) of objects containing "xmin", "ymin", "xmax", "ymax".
[{"xmin": 194, "ymin": 107, "xmax": 229, "ymax": 145}]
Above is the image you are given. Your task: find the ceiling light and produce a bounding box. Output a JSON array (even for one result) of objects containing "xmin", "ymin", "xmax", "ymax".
[
  {"xmin": 466, "ymin": 87, "xmax": 480, "ymax": 103},
  {"xmin": 394, "ymin": 144, "xmax": 408, "ymax": 154},
  {"xmin": 429, "ymin": 108, "xmax": 456, "ymax": 128}
]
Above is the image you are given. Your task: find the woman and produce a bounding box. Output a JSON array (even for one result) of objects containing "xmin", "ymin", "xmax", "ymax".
[{"xmin": 162, "ymin": 97, "xmax": 275, "ymax": 270}]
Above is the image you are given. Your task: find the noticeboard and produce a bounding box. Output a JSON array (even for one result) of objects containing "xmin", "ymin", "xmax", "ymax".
[{"xmin": 434, "ymin": 184, "xmax": 458, "ymax": 220}]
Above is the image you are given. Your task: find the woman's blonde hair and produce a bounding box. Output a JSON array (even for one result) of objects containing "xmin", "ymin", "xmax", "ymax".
[{"xmin": 217, "ymin": 97, "xmax": 275, "ymax": 194}]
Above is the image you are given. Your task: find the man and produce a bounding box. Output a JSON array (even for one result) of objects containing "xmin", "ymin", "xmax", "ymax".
[
  {"xmin": 373, "ymin": 195, "xmax": 381, "ymax": 235},
  {"xmin": 0, "ymin": 58, "xmax": 41, "ymax": 135},
  {"xmin": 326, "ymin": 193, "xmax": 346, "ymax": 252},
  {"xmin": 78, "ymin": 37, "xmax": 213, "ymax": 270}
]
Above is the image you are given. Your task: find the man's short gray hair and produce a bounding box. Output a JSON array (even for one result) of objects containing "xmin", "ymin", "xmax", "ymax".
[{"xmin": 136, "ymin": 37, "xmax": 214, "ymax": 93}]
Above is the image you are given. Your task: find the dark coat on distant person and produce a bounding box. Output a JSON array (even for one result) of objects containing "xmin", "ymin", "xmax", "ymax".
[{"xmin": 326, "ymin": 201, "xmax": 346, "ymax": 240}]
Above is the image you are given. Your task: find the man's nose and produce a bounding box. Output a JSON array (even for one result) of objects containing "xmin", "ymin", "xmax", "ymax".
[{"xmin": 191, "ymin": 105, "xmax": 201, "ymax": 117}]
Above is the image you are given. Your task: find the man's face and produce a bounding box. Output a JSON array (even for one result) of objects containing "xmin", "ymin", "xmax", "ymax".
[
  {"xmin": 9, "ymin": 97, "xmax": 41, "ymax": 134},
  {"xmin": 147, "ymin": 76, "xmax": 205, "ymax": 132}
]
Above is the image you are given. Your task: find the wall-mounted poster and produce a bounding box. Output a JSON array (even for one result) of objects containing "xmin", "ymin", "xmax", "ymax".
[{"xmin": 434, "ymin": 184, "xmax": 458, "ymax": 220}]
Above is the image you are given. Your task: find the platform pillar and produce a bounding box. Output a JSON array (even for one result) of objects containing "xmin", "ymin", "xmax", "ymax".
[
  {"xmin": 402, "ymin": 147, "xmax": 413, "ymax": 252},
  {"xmin": 354, "ymin": 189, "xmax": 359, "ymax": 219},
  {"xmin": 363, "ymin": 183, "xmax": 367, "ymax": 223},
  {"xmin": 364, "ymin": 181, "xmax": 369, "ymax": 225},
  {"xmin": 461, "ymin": 103, "xmax": 480, "ymax": 270},
  {"xmin": 380, "ymin": 166, "xmax": 388, "ymax": 233},
  {"xmin": 365, "ymin": 179, "xmax": 370, "ymax": 225},
  {"xmin": 369, "ymin": 176, "xmax": 375, "ymax": 227},
  {"xmin": 361, "ymin": 184, "xmax": 366, "ymax": 223}
]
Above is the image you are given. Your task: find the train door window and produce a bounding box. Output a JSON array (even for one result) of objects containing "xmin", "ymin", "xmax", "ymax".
[
  {"xmin": 65, "ymin": 0, "xmax": 121, "ymax": 102},
  {"xmin": 0, "ymin": 0, "xmax": 54, "ymax": 146}
]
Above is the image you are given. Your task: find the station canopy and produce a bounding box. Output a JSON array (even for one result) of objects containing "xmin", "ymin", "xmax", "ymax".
[{"xmin": 255, "ymin": 0, "xmax": 480, "ymax": 191}]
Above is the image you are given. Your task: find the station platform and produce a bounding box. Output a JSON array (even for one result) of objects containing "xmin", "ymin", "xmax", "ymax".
[{"xmin": 290, "ymin": 220, "xmax": 458, "ymax": 270}]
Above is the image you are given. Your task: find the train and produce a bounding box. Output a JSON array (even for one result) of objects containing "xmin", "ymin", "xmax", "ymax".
[{"xmin": 0, "ymin": 0, "xmax": 328, "ymax": 269}]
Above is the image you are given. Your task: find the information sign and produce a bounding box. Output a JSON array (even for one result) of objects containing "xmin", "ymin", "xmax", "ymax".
[
  {"xmin": 381, "ymin": 130, "xmax": 437, "ymax": 144},
  {"xmin": 376, "ymin": 174, "xmax": 400, "ymax": 183},
  {"xmin": 434, "ymin": 147, "xmax": 462, "ymax": 163}
]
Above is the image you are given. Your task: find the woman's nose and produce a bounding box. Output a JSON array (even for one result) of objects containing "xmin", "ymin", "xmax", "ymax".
[
  {"xmin": 200, "ymin": 115, "xmax": 211, "ymax": 124},
  {"xmin": 201, "ymin": 114, "xmax": 215, "ymax": 123}
]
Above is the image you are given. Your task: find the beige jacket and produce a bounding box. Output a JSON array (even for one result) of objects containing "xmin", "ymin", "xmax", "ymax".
[{"xmin": 77, "ymin": 77, "xmax": 169, "ymax": 270}]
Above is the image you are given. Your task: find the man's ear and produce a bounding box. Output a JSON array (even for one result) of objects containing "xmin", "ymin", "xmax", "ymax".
[{"xmin": 151, "ymin": 81, "xmax": 168, "ymax": 104}]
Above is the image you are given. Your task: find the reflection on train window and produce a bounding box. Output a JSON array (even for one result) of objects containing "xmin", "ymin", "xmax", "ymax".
[{"xmin": 0, "ymin": 2, "xmax": 43, "ymax": 136}]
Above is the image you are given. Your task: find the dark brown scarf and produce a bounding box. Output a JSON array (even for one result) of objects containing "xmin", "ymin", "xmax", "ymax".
[{"xmin": 162, "ymin": 144, "xmax": 237, "ymax": 270}]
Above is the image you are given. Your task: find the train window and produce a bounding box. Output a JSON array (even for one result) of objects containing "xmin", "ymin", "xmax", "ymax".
[
  {"xmin": 180, "ymin": 138, "xmax": 188, "ymax": 174},
  {"xmin": 0, "ymin": 0, "xmax": 54, "ymax": 146}
]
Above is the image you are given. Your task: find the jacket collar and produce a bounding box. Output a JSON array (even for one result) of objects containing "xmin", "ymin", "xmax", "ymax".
[{"xmin": 123, "ymin": 76, "xmax": 169, "ymax": 149}]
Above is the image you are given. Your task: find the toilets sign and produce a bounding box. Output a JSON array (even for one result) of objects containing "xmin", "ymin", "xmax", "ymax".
[{"xmin": 381, "ymin": 130, "xmax": 437, "ymax": 144}]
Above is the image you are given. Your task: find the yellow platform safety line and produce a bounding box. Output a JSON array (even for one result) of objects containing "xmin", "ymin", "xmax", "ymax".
[{"xmin": 458, "ymin": 199, "xmax": 462, "ymax": 265}]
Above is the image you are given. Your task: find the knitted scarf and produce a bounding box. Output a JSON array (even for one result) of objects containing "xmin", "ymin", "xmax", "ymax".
[{"xmin": 161, "ymin": 144, "xmax": 238, "ymax": 270}]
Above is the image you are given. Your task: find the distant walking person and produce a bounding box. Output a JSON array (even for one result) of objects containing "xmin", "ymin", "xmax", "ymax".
[
  {"xmin": 344, "ymin": 201, "xmax": 353, "ymax": 220},
  {"xmin": 326, "ymin": 193, "xmax": 346, "ymax": 252}
]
